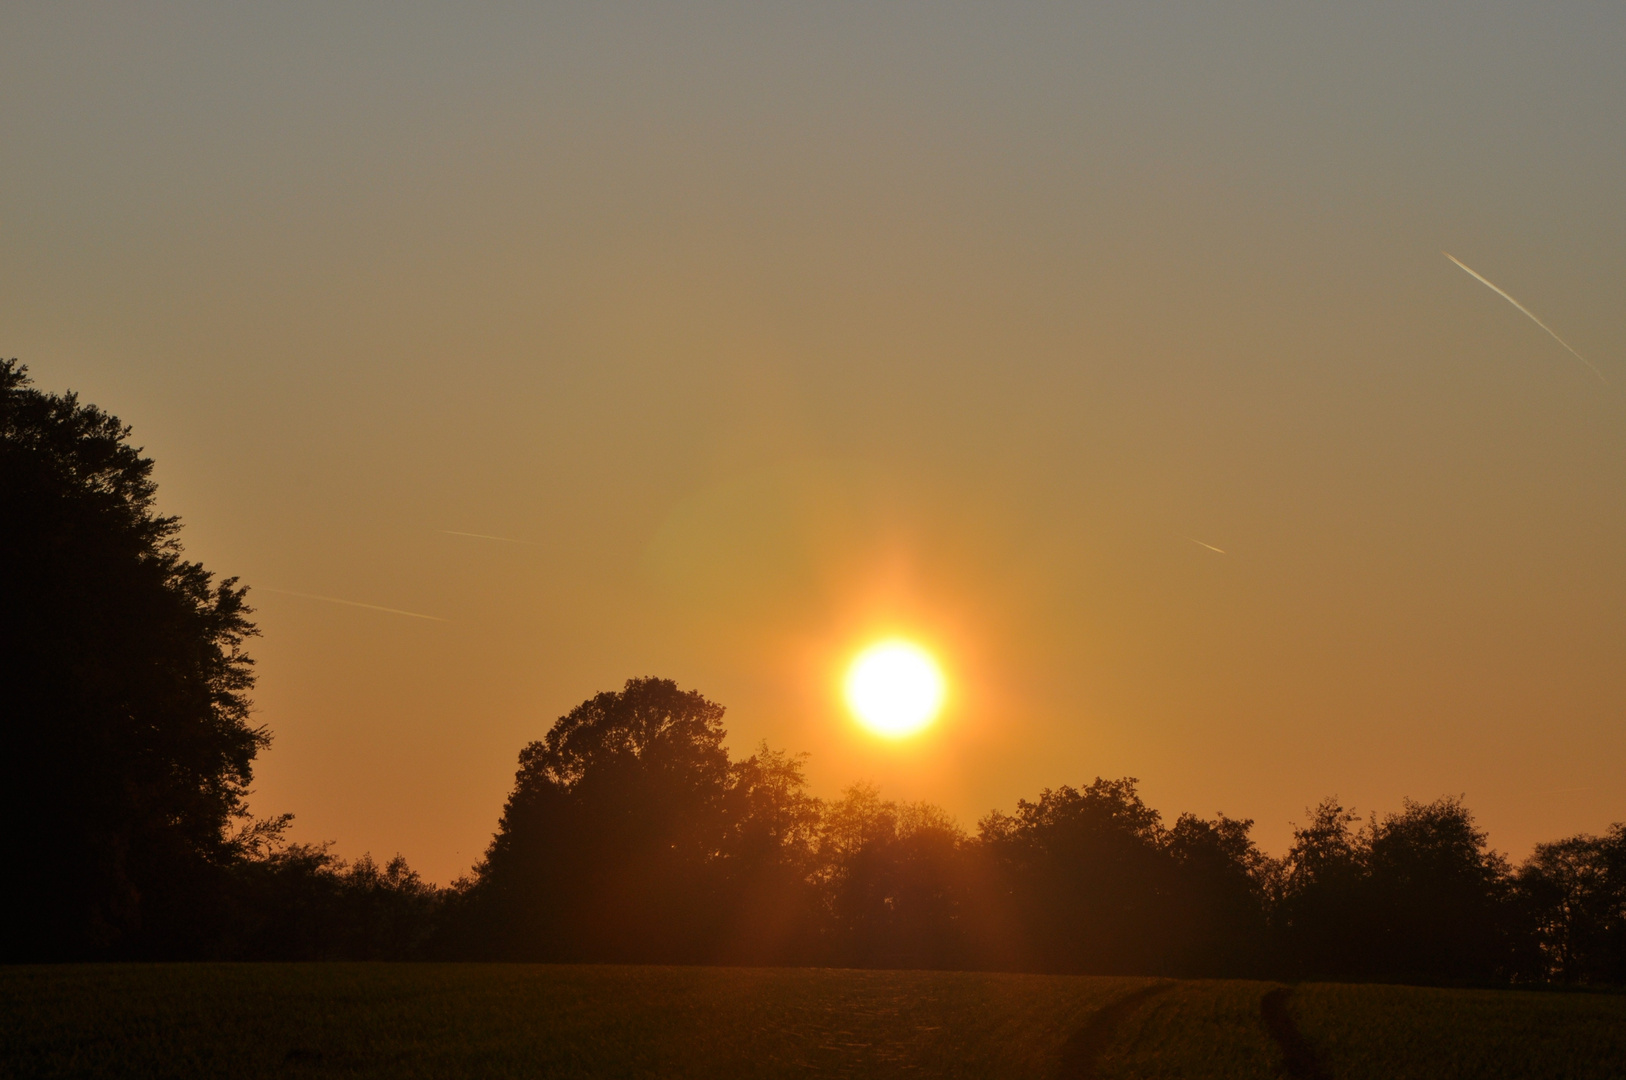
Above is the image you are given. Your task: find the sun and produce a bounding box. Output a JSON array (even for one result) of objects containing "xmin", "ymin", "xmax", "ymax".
[{"xmin": 843, "ymin": 639, "xmax": 946, "ymax": 738}]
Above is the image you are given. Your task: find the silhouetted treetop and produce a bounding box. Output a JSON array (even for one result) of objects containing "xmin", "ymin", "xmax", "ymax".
[
  {"xmin": 517, "ymin": 676, "xmax": 729, "ymax": 790},
  {"xmin": 979, "ymin": 776, "xmax": 1165, "ymax": 850},
  {"xmin": 724, "ymin": 743, "xmax": 822, "ymax": 860}
]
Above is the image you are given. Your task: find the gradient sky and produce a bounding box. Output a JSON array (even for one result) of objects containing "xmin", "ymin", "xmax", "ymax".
[{"xmin": 4, "ymin": 3, "xmax": 1624, "ymax": 883}]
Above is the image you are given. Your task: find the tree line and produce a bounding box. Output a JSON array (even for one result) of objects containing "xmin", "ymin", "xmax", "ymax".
[
  {"xmin": 433, "ymin": 676, "xmax": 1626, "ymax": 986},
  {"xmin": 4, "ymin": 359, "xmax": 1623, "ymax": 984}
]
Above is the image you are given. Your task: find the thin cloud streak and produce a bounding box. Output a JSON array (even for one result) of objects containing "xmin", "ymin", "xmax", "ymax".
[
  {"xmin": 1444, "ymin": 252, "xmax": 1606, "ymax": 382},
  {"xmin": 257, "ymin": 587, "xmax": 447, "ymax": 622},
  {"xmin": 440, "ymin": 530, "xmax": 537, "ymax": 546},
  {"xmin": 1188, "ymin": 537, "xmax": 1226, "ymax": 554}
]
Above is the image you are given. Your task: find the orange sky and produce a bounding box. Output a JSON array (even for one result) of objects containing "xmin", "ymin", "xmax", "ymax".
[{"xmin": 4, "ymin": 5, "xmax": 1624, "ymax": 882}]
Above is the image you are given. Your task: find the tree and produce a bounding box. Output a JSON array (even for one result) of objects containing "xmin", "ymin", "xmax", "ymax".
[
  {"xmin": 1276, "ymin": 798, "xmax": 1374, "ymax": 978},
  {"xmin": 978, "ymin": 778, "xmax": 1177, "ymax": 974},
  {"xmin": 457, "ymin": 677, "xmax": 735, "ymax": 961},
  {"xmin": 1277, "ymin": 795, "xmax": 1516, "ymax": 983},
  {"xmin": 714, "ymin": 743, "xmax": 824, "ymax": 964},
  {"xmin": 817, "ymin": 785, "xmax": 974, "ymax": 969},
  {"xmin": 226, "ymin": 841, "xmax": 442, "ymax": 961},
  {"xmin": 1164, "ymin": 811, "xmax": 1273, "ymax": 976},
  {"xmin": 0, "ymin": 360, "xmax": 265, "ymax": 959},
  {"xmin": 1364, "ymin": 796, "xmax": 1513, "ymax": 983},
  {"xmin": 1516, "ymin": 824, "xmax": 1626, "ymax": 984}
]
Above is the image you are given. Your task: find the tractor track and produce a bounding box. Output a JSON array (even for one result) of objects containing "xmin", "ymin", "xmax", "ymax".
[
  {"xmin": 1057, "ymin": 980, "xmax": 1176, "ymax": 1079},
  {"xmin": 1260, "ymin": 986, "xmax": 1330, "ymax": 1080}
]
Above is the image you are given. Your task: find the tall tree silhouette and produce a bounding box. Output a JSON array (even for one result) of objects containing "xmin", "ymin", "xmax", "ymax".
[{"xmin": 0, "ymin": 360, "xmax": 263, "ymax": 959}]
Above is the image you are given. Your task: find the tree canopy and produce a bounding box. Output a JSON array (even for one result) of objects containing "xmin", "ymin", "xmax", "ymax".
[
  {"xmin": 5, "ymin": 359, "xmax": 1624, "ymax": 983},
  {"xmin": 456, "ymin": 678, "xmax": 738, "ymax": 961},
  {"xmin": 1, "ymin": 360, "xmax": 264, "ymax": 959}
]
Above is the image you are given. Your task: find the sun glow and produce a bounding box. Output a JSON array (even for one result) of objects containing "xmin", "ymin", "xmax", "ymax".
[{"xmin": 844, "ymin": 640, "xmax": 946, "ymax": 738}]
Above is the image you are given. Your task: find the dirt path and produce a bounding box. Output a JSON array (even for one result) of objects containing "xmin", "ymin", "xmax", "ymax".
[
  {"xmin": 1056, "ymin": 981, "xmax": 1176, "ymax": 1079},
  {"xmin": 1260, "ymin": 987, "xmax": 1330, "ymax": 1080}
]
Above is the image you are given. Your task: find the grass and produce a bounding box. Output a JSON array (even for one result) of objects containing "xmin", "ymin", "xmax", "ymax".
[
  {"xmin": 0, "ymin": 964, "xmax": 1149, "ymax": 1080},
  {"xmin": 1096, "ymin": 980, "xmax": 1283, "ymax": 1080},
  {"xmin": 1290, "ymin": 981, "xmax": 1626, "ymax": 1080},
  {"xmin": 4, "ymin": 964, "xmax": 1625, "ymax": 1079}
]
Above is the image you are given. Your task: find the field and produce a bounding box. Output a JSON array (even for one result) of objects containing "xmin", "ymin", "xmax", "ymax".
[{"xmin": 2, "ymin": 965, "xmax": 1623, "ymax": 1079}]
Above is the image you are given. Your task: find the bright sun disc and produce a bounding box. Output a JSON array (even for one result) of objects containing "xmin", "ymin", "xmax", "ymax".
[{"xmin": 844, "ymin": 640, "xmax": 946, "ymax": 738}]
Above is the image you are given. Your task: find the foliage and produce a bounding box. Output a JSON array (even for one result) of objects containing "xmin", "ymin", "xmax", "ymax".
[
  {"xmin": 714, "ymin": 744, "xmax": 825, "ymax": 964},
  {"xmin": 1276, "ymin": 796, "xmax": 1518, "ymax": 983},
  {"xmin": 451, "ymin": 678, "xmax": 738, "ymax": 961},
  {"xmin": 0, "ymin": 360, "xmax": 442, "ymax": 962},
  {"xmin": 452, "ymin": 678, "xmax": 1625, "ymax": 985},
  {"xmin": 979, "ymin": 779, "xmax": 1271, "ymax": 976},
  {"xmin": 6, "ymin": 361, "xmax": 1623, "ymax": 981},
  {"xmin": 815, "ymin": 784, "xmax": 975, "ymax": 969},
  {"xmin": 0, "ymin": 360, "xmax": 263, "ymax": 959},
  {"xmin": 226, "ymin": 839, "xmax": 442, "ymax": 961},
  {"xmin": 1515, "ymin": 824, "xmax": 1626, "ymax": 984}
]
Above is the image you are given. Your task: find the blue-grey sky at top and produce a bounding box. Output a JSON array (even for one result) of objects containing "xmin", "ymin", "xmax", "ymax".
[{"xmin": 3, "ymin": 3, "xmax": 1624, "ymax": 880}]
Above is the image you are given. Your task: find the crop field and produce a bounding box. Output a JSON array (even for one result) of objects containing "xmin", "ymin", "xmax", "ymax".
[
  {"xmin": 2, "ymin": 964, "xmax": 1623, "ymax": 1079},
  {"xmin": 1289, "ymin": 982, "xmax": 1626, "ymax": 1080}
]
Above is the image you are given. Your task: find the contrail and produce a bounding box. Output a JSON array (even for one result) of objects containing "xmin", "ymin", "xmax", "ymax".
[
  {"xmin": 1188, "ymin": 537, "xmax": 1226, "ymax": 555},
  {"xmin": 440, "ymin": 530, "xmax": 537, "ymax": 546},
  {"xmin": 257, "ymin": 587, "xmax": 447, "ymax": 622},
  {"xmin": 1444, "ymin": 252, "xmax": 1605, "ymax": 382}
]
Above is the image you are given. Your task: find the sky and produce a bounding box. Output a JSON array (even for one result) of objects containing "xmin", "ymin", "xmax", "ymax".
[{"xmin": 3, "ymin": 3, "xmax": 1624, "ymax": 883}]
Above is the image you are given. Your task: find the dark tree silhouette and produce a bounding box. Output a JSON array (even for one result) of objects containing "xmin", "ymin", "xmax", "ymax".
[
  {"xmin": 713, "ymin": 744, "xmax": 824, "ymax": 964},
  {"xmin": 1, "ymin": 367, "xmax": 1604, "ymax": 984},
  {"xmin": 1516, "ymin": 824, "xmax": 1626, "ymax": 984},
  {"xmin": 454, "ymin": 678, "xmax": 737, "ymax": 961},
  {"xmin": 1278, "ymin": 796, "xmax": 1517, "ymax": 983},
  {"xmin": 979, "ymin": 778, "xmax": 1179, "ymax": 974},
  {"xmin": 1163, "ymin": 811, "xmax": 1272, "ymax": 976},
  {"xmin": 1365, "ymin": 796, "xmax": 1513, "ymax": 982},
  {"xmin": 1276, "ymin": 798, "xmax": 1373, "ymax": 978},
  {"xmin": 817, "ymin": 785, "xmax": 975, "ymax": 970},
  {"xmin": 226, "ymin": 842, "xmax": 441, "ymax": 961},
  {"xmin": 0, "ymin": 360, "xmax": 264, "ymax": 959}
]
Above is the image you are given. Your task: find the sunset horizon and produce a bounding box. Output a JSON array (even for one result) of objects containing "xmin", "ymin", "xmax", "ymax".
[{"xmin": 5, "ymin": 5, "xmax": 1625, "ymax": 1074}]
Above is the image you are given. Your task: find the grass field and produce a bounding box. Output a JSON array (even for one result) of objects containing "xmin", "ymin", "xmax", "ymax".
[
  {"xmin": 1290, "ymin": 982, "xmax": 1626, "ymax": 1080},
  {"xmin": 2, "ymin": 964, "xmax": 1623, "ymax": 1079}
]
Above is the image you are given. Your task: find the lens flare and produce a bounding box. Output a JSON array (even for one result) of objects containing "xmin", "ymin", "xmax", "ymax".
[{"xmin": 844, "ymin": 640, "xmax": 946, "ymax": 738}]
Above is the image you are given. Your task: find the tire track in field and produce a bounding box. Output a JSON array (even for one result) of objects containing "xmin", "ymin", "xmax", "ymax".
[
  {"xmin": 1056, "ymin": 980, "xmax": 1176, "ymax": 1079},
  {"xmin": 1260, "ymin": 987, "xmax": 1330, "ymax": 1080}
]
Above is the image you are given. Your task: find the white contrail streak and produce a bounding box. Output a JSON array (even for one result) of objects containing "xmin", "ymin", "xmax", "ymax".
[
  {"xmin": 257, "ymin": 587, "xmax": 447, "ymax": 622},
  {"xmin": 440, "ymin": 530, "xmax": 537, "ymax": 546},
  {"xmin": 1444, "ymin": 252, "xmax": 1605, "ymax": 382},
  {"xmin": 1188, "ymin": 538, "xmax": 1226, "ymax": 555}
]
